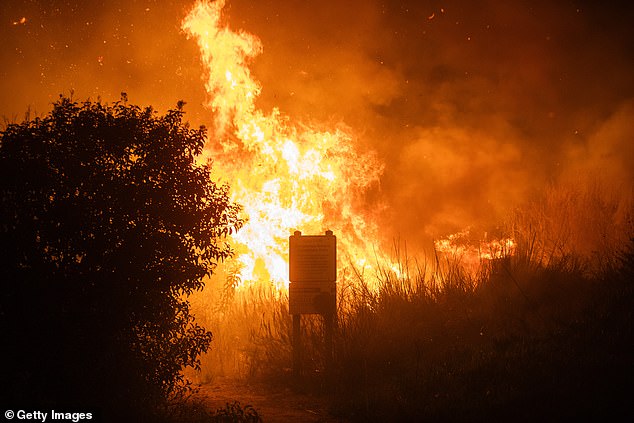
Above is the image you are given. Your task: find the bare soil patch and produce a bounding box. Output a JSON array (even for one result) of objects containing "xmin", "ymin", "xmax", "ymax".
[{"xmin": 193, "ymin": 378, "xmax": 347, "ymax": 422}]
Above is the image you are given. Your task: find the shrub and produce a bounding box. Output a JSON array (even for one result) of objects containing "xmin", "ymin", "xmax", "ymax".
[{"xmin": 0, "ymin": 95, "xmax": 242, "ymax": 419}]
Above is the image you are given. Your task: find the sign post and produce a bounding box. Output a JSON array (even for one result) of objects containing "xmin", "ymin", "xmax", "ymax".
[{"xmin": 289, "ymin": 230, "xmax": 337, "ymax": 380}]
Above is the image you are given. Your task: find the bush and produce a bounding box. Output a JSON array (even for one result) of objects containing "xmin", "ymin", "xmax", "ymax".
[{"xmin": 0, "ymin": 95, "xmax": 242, "ymax": 419}]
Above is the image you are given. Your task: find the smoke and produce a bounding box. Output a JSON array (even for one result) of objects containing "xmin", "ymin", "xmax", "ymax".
[
  {"xmin": 2, "ymin": 0, "xmax": 633, "ymax": 254},
  {"xmin": 225, "ymin": 0, "xmax": 634, "ymax": 250},
  {"xmin": 0, "ymin": 1, "xmax": 208, "ymax": 123},
  {"xmin": 563, "ymin": 100, "xmax": 634, "ymax": 188}
]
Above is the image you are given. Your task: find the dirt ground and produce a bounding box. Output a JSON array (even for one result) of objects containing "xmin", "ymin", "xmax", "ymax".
[{"xmin": 193, "ymin": 378, "xmax": 348, "ymax": 422}]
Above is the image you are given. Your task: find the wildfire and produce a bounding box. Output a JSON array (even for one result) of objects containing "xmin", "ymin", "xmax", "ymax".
[
  {"xmin": 182, "ymin": 0, "xmax": 386, "ymax": 289},
  {"xmin": 434, "ymin": 229, "xmax": 516, "ymax": 271}
]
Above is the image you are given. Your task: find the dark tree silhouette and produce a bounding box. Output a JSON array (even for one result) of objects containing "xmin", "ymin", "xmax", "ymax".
[{"xmin": 0, "ymin": 95, "xmax": 242, "ymax": 419}]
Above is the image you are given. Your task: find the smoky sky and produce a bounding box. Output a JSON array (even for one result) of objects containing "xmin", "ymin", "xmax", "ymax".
[{"xmin": 2, "ymin": 0, "xmax": 633, "ymax": 251}]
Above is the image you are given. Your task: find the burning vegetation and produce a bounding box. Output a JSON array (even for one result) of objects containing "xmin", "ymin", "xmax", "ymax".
[
  {"xmin": 178, "ymin": 1, "xmax": 633, "ymax": 421},
  {"xmin": 1, "ymin": 0, "xmax": 633, "ymax": 421},
  {"xmin": 182, "ymin": 0, "xmax": 390, "ymax": 289}
]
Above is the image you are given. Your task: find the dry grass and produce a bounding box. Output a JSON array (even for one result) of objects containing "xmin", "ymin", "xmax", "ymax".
[{"xmin": 182, "ymin": 180, "xmax": 634, "ymax": 421}]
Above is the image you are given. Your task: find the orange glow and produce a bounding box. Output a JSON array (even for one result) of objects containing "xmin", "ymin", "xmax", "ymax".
[
  {"xmin": 434, "ymin": 229, "xmax": 516, "ymax": 271},
  {"xmin": 183, "ymin": 0, "xmax": 388, "ymax": 289}
]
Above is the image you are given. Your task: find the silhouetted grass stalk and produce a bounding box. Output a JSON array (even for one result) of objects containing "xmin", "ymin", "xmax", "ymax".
[{"xmin": 184, "ymin": 178, "xmax": 633, "ymax": 420}]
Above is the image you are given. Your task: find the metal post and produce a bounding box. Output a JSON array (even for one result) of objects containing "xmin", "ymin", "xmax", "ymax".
[
  {"xmin": 324, "ymin": 311, "xmax": 333, "ymax": 378},
  {"xmin": 292, "ymin": 313, "xmax": 301, "ymax": 380}
]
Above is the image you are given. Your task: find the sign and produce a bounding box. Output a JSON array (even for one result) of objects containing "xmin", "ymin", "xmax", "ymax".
[
  {"xmin": 289, "ymin": 230, "xmax": 336, "ymax": 282},
  {"xmin": 288, "ymin": 230, "xmax": 336, "ymax": 314},
  {"xmin": 288, "ymin": 282, "xmax": 336, "ymax": 315},
  {"xmin": 288, "ymin": 231, "xmax": 337, "ymax": 379}
]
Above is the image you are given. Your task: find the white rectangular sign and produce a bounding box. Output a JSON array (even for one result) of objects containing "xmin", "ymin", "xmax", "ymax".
[
  {"xmin": 289, "ymin": 231, "xmax": 336, "ymax": 283},
  {"xmin": 288, "ymin": 231, "xmax": 337, "ymax": 314},
  {"xmin": 288, "ymin": 282, "xmax": 336, "ymax": 315}
]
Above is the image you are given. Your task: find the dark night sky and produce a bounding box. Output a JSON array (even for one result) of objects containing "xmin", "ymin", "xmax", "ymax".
[{"xmin": 2, "ymin": 0, "xmax": 633, "ymax": 248}]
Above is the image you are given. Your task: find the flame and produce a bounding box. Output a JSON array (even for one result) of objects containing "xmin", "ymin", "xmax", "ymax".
[
  {"xmin": 183, "ymin": 0, "xmax": 387, "ymax": 289},
  {"xmin": 434, "ymin": 228, "xmax": 516, "ymax": 271}
]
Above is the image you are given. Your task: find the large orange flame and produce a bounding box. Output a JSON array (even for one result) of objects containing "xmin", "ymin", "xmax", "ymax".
[{"xmin": 182, "ymin": 0, "xmax": 387, "ymax": 288}]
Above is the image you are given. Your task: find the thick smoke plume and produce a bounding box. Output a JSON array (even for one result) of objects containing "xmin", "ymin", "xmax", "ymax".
[{"xmin": 2, "ymin": 0, "xmax": 633, "ymax": 256}]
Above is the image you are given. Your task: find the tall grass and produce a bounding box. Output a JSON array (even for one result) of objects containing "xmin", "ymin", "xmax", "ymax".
[
  {"xmin": 335, "ymin": 251, "xmax": 633, "ymax": 421},
  {"xmin": 184, "ymin": 180, "xmax": 633, "ymax": 421},
  {"xmin": 509, "ymin": 179, "xmax": 633, "ymax": 275}
]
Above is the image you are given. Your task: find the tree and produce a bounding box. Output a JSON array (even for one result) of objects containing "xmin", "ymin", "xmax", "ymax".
[{"xmin": 0, "ymin": 95, "xmax": 242, "ymax": 419}]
